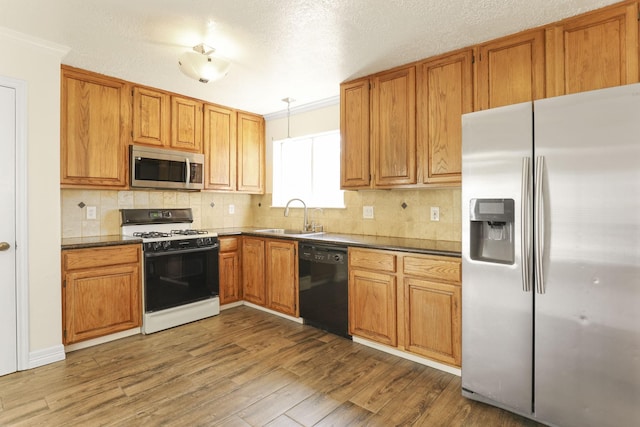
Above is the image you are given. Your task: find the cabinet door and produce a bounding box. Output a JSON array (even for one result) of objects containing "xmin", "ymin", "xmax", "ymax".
[
  {"xmin": 132, "ymin": 86, "xmax": 170, "ymax": 148},
  {"xmin": 64, "ymin": 264, "xmax": 141, "ymax": 344},
  {"xmin": 417, "ymin": 50, "xmax": 473, "ymax": 184},
  {"xmin": 266, "ymin": 239, "xmax": 298, "ymax": 316},
  {"xmin": 348, "ymin": 268, "xmax": 397, "ymax": 346},
  {"xmin": 403, "ymin": 277, "xmax": 461, "ymax": 366},
  {"xmin": 236, "ymin": 112, "xmax": 265, "ymax": 194},
  {"xmin": 241, "ymin": 237, "xmax": 266, "ymax": 305},
  {"xmin": 546, "ymin": 1, "xmax": 639, "ymax": 97},
  {"xmin": 171, "ymin": 95, "xmax": 203, "ymax": 152},
  {"xmin": 371, "ymin": 67, "xmax": 416, "ymax": 187},
  {"xmin": 476, "ymin": 29, "xmax": 545, "ymax": 110},
  {"xmin": 61, "ymin": 67, "xmax": 130, "ymax": 188},
  {"xmin": 219, "ymin": 250, "xmax": 241, "ymax": 304},
  {"xmin": 204, "ymin": 104, "xmax": 237, "ymax": 190},
  {"xmin": 340, "ymin": 78, "xmax": 371, "ymax": 189}
]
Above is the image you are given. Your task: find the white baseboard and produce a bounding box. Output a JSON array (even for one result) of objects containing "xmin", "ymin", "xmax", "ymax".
[
  {"xmin": 220, "ymin": 301, "xmax": 244, "ymax": 310},
  {"xmin": 243, "ymin": 301, "xmax": 303, "ymax": 324},
  {"xmin": 28, "ymin": 344, "xmax": 66, "ymax": 369},
  {"xmin": 64, "ymin": 327, "xmax": 141, "ymax": 353},
  {"xmin": 352, "ymin": 336, "xmax": 461, "ymax": 377}
]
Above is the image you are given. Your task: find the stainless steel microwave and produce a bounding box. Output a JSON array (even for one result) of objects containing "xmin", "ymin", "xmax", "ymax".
[{"xmin": 130, "ymin": 145, "xmax": 204, "ymax": 190}]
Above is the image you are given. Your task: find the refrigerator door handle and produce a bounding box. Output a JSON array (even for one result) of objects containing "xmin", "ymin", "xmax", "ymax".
[
  {"xmin": 521, "ymin": 157, "xmax": 532, "ymax": 292},
  {"xmin": 534, "ymin": 155, "xmax": 546, "ymax": 294}
]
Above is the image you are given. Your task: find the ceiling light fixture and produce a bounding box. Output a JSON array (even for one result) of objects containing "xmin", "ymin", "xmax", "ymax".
[
  {"xmin": 282, "ymin": 97, "xmax": 295, "ymax": 138},
  {"xmin": 178, "ymin": 43, "xmax": 230, "ymax": 83}
]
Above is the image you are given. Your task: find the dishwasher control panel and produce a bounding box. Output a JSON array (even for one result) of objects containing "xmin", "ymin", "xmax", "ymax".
[{"xmin": 299, "ymin": 244, "xmax": 346, "ymax": 264}]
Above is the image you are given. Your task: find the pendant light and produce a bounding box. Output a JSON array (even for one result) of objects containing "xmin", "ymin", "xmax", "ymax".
[
  {"xmin": 282, "ymin": 97, "xmax": 295, "ymax": 139},
  {"xmin": 178, "ymin": 43, "xmax": 231, "ymax": 83}
]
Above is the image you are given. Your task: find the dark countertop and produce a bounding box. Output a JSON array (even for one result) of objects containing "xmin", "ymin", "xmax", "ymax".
[
  {"xmin": 207, "ymin": 227, "xmax": 461, "ymax": 257},
  {"xmin": 61, "ymin": 235, "xmax": 142, "ymax": 250},
  {"xmin": 60, "ymin": 229, "xmax": 461, "ymax": 257}
]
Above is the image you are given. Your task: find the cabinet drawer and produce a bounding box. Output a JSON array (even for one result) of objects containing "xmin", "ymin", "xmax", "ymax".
[
  {"xmin": 349, "ymin": 248, "xmax": 396, "ymax": 273},
  {"xmin": 219, "ymin": 236, "xmax": 239, "ymax": 252},
  {"xmin": 63, "ymin": 245, "xmax": 141, "ymax": 270},
  {"xmin": 403, "ymin": 255, "xmax": 461, "ymax": 283}
]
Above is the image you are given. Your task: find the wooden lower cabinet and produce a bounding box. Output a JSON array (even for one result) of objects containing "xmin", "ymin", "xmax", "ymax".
[
  {"xmin": 348, "ymin": 247, "xmax": 462, "ymax": 367},
  {"xmin": 403, "ymin": 277, "xmax": 461, "ymax": 366},
  {"xmin": 241, "ymin": 237, "xmax": 266, "ymax": 305},
  {"xmin": 241, "ymin": 236, "xmax": 299, "ymax": 316},
  {"xmin": 219, "ymin": 237, "xmax": 242, "ymax": 304},
  {"xmin": 349, "ymin": 268, "xmax": 397, "ymax": 346},
  {"xmin": 265, "ymin": 239, "xmax": 298, "ymax": 317},
  {"xmin": 62, "ymin": 244, "xmax": 142, "ymax": 344}
]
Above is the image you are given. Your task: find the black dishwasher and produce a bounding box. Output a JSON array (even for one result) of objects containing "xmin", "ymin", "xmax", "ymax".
[{"xmin": 299, "ymin": 243, "xmax": 350, "ymax": 339}]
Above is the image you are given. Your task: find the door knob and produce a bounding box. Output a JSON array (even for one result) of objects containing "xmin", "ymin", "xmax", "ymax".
[{"xmin": 0, "ymin": 242, "xmax": 10, "ymax": 251}]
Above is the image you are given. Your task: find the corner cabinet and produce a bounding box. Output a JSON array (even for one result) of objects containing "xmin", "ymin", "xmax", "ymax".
[
  {"xmin": 265, "ymin": 239, "xmax": 299, "ymax": 317},
  {"xmin": 546, "ymin": 1, "xmax": 639, "ymax": 97},
  {"xmin": 241, "ymin": 236, "xmax": 298, "ymax": 316},
  {"xmin": 236, "ymin": 112, "xmax": 265, "ymax": 194},
  {"xmin": 219, "ymin": 236, "xmax": 242, "ymax": 304},
  {"xmin": 61, "ymin": 66, "xmax": 130, "ymax": 188},
  {"xmin": 62, "ymin": 244, "xmax": 142, "ymax": 344},
  {"xmin": 241, "ymin": 236, "xmax": 266, "ymax": 305},
  {"xmin": 348, "ymin": 247, "xmax": 462, "ymax": 368},
  {"xmin": 417, "ymin": 49, "xmax": 473, "ymax": 185}
]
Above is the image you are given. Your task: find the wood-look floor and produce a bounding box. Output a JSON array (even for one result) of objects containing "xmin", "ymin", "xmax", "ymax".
[{"xmin": 0, "ymin": 306, "xmax": 542, "ymax": 427}]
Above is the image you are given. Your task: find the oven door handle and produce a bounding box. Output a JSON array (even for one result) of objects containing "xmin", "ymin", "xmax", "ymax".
[{"xmin": 144, "ymin": 245, "xmax": 219, "ymax": 258}]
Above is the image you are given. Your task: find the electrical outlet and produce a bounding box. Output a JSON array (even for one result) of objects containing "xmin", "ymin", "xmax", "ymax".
[
  {"xmin": 430, "ymin": 206, "xmax": 440, "ymax": 221},
  {"xmin": 363, "ymin": 206, "xmax": 374, "ymax": 219},
  {"xmin": 228, "ymin": 204, "xmax": 235, "ymax": 214},
  {"xmin": 86, "ymin": 206, "xmax": 97, "ymax": 220}
]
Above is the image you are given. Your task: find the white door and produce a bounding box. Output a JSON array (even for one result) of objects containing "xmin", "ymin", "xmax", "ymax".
[{"xmin": 0, "ymin": 84, "xmax": 17, "ymax": 376}]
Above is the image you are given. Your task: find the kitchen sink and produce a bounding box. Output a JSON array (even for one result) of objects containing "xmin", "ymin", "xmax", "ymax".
[{"xmin": 254, "ymin": 228, "xmax": 323, "ymax": 236}]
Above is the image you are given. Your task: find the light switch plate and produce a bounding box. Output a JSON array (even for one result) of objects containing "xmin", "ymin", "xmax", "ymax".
[
  {"xmin": 363, "ymin": 206, "xmax": 374, "ymax": 219},
  {"xmin": 228, "ymin": 204, "xmax": 235, "ymax": 214}
]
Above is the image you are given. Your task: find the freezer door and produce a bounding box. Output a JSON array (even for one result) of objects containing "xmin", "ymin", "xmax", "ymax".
[
  {"xmin": 461, "ymin": 102, "xmax": 534, "ymax": 415},
  {"xmin": 534, "ymin": 84, "xmax": 640, "ymax": 427}
]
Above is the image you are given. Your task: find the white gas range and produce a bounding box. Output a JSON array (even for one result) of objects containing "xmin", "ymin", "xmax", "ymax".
[{"xmin": 120, "ymin": 208, "xmax": 220, "ymax": 334}]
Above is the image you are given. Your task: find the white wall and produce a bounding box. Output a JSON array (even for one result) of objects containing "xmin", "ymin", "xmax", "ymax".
[{"xmin": 0, "ymin": 27, "xmax": 69, "ymax": 364}]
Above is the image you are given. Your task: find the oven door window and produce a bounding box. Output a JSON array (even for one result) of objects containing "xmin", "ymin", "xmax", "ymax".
[{"xmin": 144, "ymin": 248, "xmax": 219, "ymax": 312}]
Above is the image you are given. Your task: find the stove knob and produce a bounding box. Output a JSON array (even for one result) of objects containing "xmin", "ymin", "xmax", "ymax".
[
  {"xmin": 162, "ymin": 241, "xmax": 171, "ymax": 250},
  {"xmin": 152, "ymin": 242, "xmax": 162, "ymax": 251}
]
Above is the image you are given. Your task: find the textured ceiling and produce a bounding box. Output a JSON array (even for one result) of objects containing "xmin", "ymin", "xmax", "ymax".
[{"xmin": 0, "ymin": 0, "xmax": 621, "ymax": 115}]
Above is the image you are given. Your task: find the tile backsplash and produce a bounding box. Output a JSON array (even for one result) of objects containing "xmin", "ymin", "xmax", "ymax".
[
  {"xmin": 61, "ymin": 188, "xmax": 461, "ymax": 242},
  {"xmin": 61, "ymin": 190, "xmax": 254, "ymax": 238}
]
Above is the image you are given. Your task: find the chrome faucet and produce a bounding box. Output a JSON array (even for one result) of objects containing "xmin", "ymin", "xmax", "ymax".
[{"xmin": 284, "ymin": 198, "xmax": 309, "ymax": 232}]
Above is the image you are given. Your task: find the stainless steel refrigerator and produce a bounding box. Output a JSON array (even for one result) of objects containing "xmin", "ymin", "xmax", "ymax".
[{"xmin": 461, "ymin": 83, "xmax": 640, "ymax": 427}]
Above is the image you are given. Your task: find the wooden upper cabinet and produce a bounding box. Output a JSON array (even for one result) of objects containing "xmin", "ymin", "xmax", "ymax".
[
  {"xmin": 171, "ymin": 95, "xmax": 203, "ymax": 153},
  {"xmin": 476, "ymin": 29, "xmax": 546, "ymax": 110},
  {"xmin": 204, "ymin": 104, "xmax": 237, "ymax": 190},
  {"xmin": 340, "ymin": 78, "xmax": 371, "ymax": 189},
  {"xmin": 61, "ymin": 66, "xmax": 130, "ymax": 188},
  {"xmin": 132, "ymin": 86, "xmax": 170, "ymax": 148},
  {"xmin": 417, "ymin": 49, "xmax": 473, "ymax": 184},
  {"xmin": 371, "ymin": 66, "xmax": 416, "ymax": 187},
  {"xmin": 546, "ymin": 1, "xmax": 639, "ymax": 97},
  {"xmin": 236, "ymin": 112, "xmax": 265, "ymax": 194}
]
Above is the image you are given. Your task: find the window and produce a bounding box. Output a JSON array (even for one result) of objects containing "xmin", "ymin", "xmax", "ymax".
[{"xmin": 272, "ymin": 130, "xmax": 344, "ymax": 208}]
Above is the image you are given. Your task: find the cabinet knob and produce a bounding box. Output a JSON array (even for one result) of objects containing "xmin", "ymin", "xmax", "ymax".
[{"xmin": 0, "ymin": 242, "xmax": 10, "ymax": 251}]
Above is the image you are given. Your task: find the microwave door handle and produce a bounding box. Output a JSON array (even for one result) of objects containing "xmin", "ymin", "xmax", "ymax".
[{"xmin": 185, "ymin": 157, "xmax": 191, "ymax": 185}]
